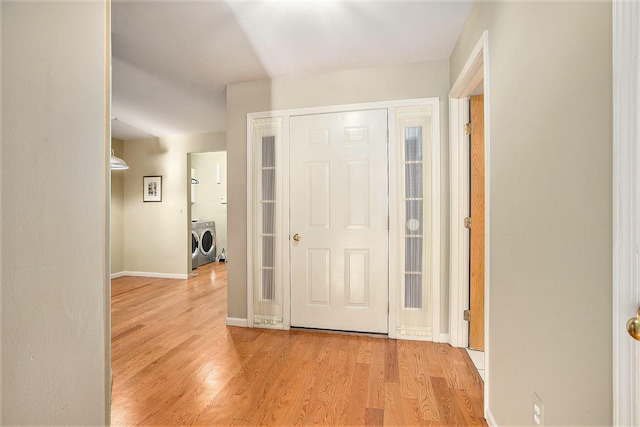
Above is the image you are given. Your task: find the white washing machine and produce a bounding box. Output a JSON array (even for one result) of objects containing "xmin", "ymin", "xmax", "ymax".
[{"xmin": 198, "ymin": 221, "xmax": 217, "ymax": 266}]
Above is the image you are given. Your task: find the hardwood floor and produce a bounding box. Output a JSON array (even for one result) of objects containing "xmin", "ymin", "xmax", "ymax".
[{"xmin": 111, "ymin": 263, "xmax": 486, "ymax": 426}]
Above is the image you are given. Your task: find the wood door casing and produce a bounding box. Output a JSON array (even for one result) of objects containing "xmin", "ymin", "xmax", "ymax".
[{"xmin": 469, "ymin": 94, "xmax": 485, "ymax": 351}]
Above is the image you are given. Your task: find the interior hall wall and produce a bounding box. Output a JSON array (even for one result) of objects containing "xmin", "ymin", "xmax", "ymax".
[
  {"xmin": 122, "ymin": 132, "xmax": 226, "ymax": 276},
  {"xmin": 191, "ymin": 151, "xmax": 228, "ymax": 258},
  {"xmin": 1, "ymin": 1, "xmax": 109, "ymax": 423},
  {"xmin": 111, "ymin": 138, "xmax": 125, "ymax": 275},
  {"xmin": 450, "ymin": 1, "xmax": 612, "ymax": 424},
  {"xmin": 226, "ymin": 60, "xmax": 451, "ymax": 328}
]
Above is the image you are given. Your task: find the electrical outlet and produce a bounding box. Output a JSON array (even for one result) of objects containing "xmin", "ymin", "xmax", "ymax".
[{"xmin": 533, "ymin": 393, "xmax": 544, "ymax": 426}]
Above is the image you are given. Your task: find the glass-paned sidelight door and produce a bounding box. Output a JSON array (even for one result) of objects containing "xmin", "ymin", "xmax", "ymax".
[
  {"xmin": 394, "ymin": 106, "xmax": 436, "ymax": 339},
  {"xmin": 251, "ymin": 117, "xmax": 284, "ymax": 327}
]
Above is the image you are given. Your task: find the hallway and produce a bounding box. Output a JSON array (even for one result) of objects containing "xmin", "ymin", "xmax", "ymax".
[{"xmin": 111, "ymin": 263, "xmax": 486, "ymax": 426}]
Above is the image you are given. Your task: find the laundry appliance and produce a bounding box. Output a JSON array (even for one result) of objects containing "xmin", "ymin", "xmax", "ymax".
[
  {"xmin": 191, "ymin": 220, "xmax": 202, "ymax": 270},
  {"xmin": 197, "ymin": 221, "xmax": 217, "ymax": 266}
]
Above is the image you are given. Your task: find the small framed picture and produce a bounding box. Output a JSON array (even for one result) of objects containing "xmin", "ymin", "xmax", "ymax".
[{"xmin": 143, "ymin": 176, "xmax": 162, "ymax": 202}]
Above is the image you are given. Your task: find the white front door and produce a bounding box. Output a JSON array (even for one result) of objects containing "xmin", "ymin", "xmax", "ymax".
[{"xmin": 289, "ymin": 109, "xmax": 389, "ymax": 333}]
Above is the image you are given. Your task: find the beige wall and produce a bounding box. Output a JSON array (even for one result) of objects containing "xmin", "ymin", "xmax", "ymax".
[
  {"xmin": 191, "ymin": 151, "xmax": 228, "ymax": 256},
  {"xmin": 111, "ymin": 138, "xmax": 125, "ymax": 274},
  {"xmin": 450, "ymin": 2, "xmax": 612, "ymax": 424},
  {"xmin": 227, "ymin": 61, "xmax": 451, "ymax": 325},
  {"xmin": 122, "ymin": 132, "xmax": 225, "ymax": 275},
  {"xmin": 1, "ymin": 1, "xmax": 109, "ymax": 423}
]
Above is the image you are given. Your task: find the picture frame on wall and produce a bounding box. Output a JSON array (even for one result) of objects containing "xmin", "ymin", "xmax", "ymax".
[{"xmin": 143, "ymin": 176, "xmax": 162, "ymax": 202}]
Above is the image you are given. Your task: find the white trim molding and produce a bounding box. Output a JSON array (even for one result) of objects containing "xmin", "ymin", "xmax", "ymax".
[
  {"xmin": 486, "ymin": 409, "xmax": 498, "ymax": 427},
  {"xmin": 613, "ymin": 1, "xmax": 640, "ymax": 425},
  {"xmin": 448, "ymin": 30, "xmax": 491, "ymax": 417},
  {"xmin": 448, "ymin": 95, "xmax": 471, "ymax": 349},
  {"xmin": 450, "ymin": 35, "xmax": 485, "ymax": 99},
  {"xmin": 226, "ymin": 317, "xmax": 249, "ymax": 328},
  {"xmin": 117, "ymin": 271, "xmax": 190, "ymax": 280}
]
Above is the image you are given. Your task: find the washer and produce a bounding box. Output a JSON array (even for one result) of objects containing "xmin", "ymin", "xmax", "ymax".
[
  {"xmin": 191, "ymin": 230, "xmax": 200, "ymax": 270},
  {"xmin": 191, "ymin": 221, "xmax": 203, "ymax": 270},
  {"xmin": 198, "ymin": 221, "xmax": 217, "ymax": 266}
]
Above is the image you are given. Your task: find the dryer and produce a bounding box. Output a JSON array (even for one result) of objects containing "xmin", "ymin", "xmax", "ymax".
[
  {"xmin": 191, "ymin": 221, "xmax": 202, "ymax": 270},
  {"xmin": 198, "ymin": 221, "xmax": 217, "ymax": 266}
]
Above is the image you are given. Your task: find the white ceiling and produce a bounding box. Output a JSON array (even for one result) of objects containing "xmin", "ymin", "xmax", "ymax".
[{"xmin": 111, "ymin": 0, "xmax": 474, "ymax": 141}]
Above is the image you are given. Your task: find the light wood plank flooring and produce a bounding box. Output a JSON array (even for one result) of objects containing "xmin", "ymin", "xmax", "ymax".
[{"xmin": 111, "ymin": 262, "xmax": 486, "ymax": 426}]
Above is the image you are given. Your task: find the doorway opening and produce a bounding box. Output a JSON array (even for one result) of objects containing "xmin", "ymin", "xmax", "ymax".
[
  {"xmin": 246, "ymin": 99, "xmax": 442, "ymax": 341},
  {"xmin": 449, "ymin": 30, "xmax": 490, "ymax": 414},
  {"xmin": 188, "ymin": 151, "xmax": 228, "ymax": 273}
]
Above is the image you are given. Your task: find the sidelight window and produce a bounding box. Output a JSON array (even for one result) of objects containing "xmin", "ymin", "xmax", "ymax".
[
  {"xmin": 252, "ymin": 119, "xmax": 283, "ymax": 327},
  {"xmin": 395, "ymin": 106, "xmax": 436, "ymax": 339}
]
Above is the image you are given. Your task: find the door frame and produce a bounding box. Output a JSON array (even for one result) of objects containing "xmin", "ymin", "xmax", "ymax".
[
  {"xmin": 613, "ymin": 0, "xmax": 639, "ymax": 424},
  {"xmin": 246, "ymin": 98, "xmax": 441, "ymax": 339},
  {"xmin": 448, "ymin": 30, "xmax": 490, "ymax": 415}
]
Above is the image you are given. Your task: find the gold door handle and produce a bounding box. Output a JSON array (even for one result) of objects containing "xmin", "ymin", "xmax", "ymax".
[
  {"xmin": 292, "ymin": 234, "xmax": 301, "ymax": 242},
  {"xmin": 626, "ymin": 306, "xmax": 640, "ymax": 341}
]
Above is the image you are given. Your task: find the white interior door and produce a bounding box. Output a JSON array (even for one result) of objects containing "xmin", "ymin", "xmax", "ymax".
[{"xmin": 290, "ymin": 109, "xmax": 388, "ymax": 333}]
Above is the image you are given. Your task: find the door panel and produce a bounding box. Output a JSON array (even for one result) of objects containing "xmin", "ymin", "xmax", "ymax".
[
  {"xmin": 470, "ymin": 94, "xmax": 485, "ymax": 351},
  {"xmin": 290, "ymin": 109, "xmax": 388, "ymax": 333},
  {"xmin": 347, "ymin": 160, "xmax": 369, "ymax": 229},
  {"xmin": 308, "ymin": 249, "xmax": 330, "ymax": 304},
  {"xmin": 308, "ymin": 162, "xmax": 330, "ymax": 227},
  {"xmin": 345, "ymin": 249, "xmax": 369, "ymax": 306}
]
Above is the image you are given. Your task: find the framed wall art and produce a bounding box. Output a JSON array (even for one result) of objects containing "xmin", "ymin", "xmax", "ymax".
[{"xmin": 143, "ymin": 176, "xmax": 162, "ymax": 202}]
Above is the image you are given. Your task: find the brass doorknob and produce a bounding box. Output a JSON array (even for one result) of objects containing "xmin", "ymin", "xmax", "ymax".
[
  {"xmin": 626, "ymin": 306, "xmax": 640, "ymax": 341},
  {"xmin": 292, "ymin": 233, "xmax": 301, "ymax": 242}
]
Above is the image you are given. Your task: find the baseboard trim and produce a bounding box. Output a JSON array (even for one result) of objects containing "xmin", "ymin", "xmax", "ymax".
[
  {"xmin": 110, "ymin": 272, "xmax": 126, "ymax": 279},
  {"xmin": 439, "ymin": 333, "xmax": 451, "ymax": 344},
  {"xmin": 226, "ymin": 317, "xmax": 248, "ymax": 327},
  {"xmin": 116, "ymin": 271, "xmax": 190, "ymax": 280},
  {"xmin": 486, "ymin": 408, "xmax": 498, "ymax": 427}
]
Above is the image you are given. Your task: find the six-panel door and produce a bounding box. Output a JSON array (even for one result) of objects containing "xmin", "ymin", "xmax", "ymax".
[{"xmin": 289, "ymin": 109, "xmax": 389, "ymax": 333}]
